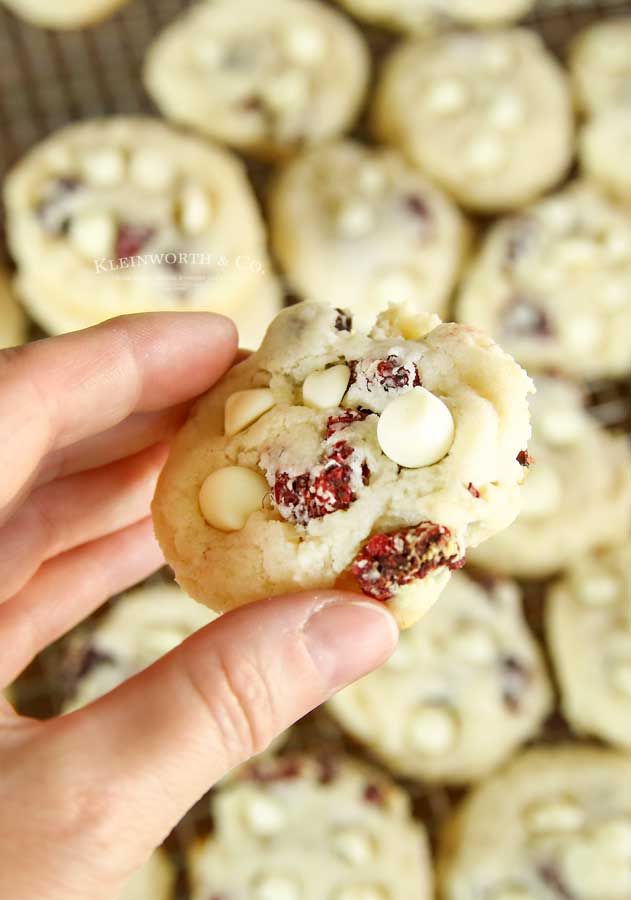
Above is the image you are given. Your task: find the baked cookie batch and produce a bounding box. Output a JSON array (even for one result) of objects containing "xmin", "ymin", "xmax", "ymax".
[{"xmin": 2, "ymin": 2, "xmax": 630, "ymax": 899}]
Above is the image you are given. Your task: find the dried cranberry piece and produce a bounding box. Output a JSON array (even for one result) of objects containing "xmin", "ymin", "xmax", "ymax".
[
  {"xmin": 364, "ymin": 784, "xmax": 385, "ymax": 805},
  {"xmin": 501, "ymin": 656, "xmax": 531, "ymax": 712},
  {"xmin": 501, "ymin": 296, "xmax": 551, "ymax": 338},
  {"xmin": 517, "ymin": 450, "xmax": 534, "ymax": 467},
  {"xmin": 348, "ymin": 355, "xmax": 421, "ymax": 395},
  {"xmin": 334, "ymin": 308, "xmax": 352, "ymax": 332},
  {"xmin": 352, "ymin": 522, "xmax": 465, "ymax": 602},
  {"xmin": 538, "ymin": 864, "xmax": 575, "ymax": 900},
  {"xmin": 325, "ymin": 408, "xmax": 371, "ymax": 438},
  {"xmin": 115, "ymin": 224, "xmax": 155, "ymax": 260},
  {"xmin": 466, "ymin": 483, "xmax": 480, "ymax": 498}
]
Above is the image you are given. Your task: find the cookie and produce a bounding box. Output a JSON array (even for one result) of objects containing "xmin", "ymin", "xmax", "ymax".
[
  {"xmin": 373, "ymin": 29, "xmax": 573, "ymax": 213},
  {"xmin": 438, "ymin": 746, "xmax": 631, "ymax": 900},
  {"xmin": 4, "ymin": 117, "xmax": 281, "ymax": 349},
  {"xmin": 335, "ymin": 0, "xmax": 536, "ymax": 34},
  {"xmin": 62, "ymin": 582, "xmax": 216, "ymax": 713},
  {"xmin": 153, "ymin": 301, "xmax": 533, "ymax": 630},
  {"xmin": 187, "ymin": 754, "xmax": 433, "ymax": 900},
  {"xmin": 328, "ymin": 569, "xmax": 552, "ymax": 784},
  {"xmin": 546, "ymin": 543, "xmax": 631, "ymax": 751},
  {"xmin": 269, "ymin": 140, "xmax": 470, "ymax": 326},
  {"xmin": 0, "ymin": 267, "xmax": 27, "ymax": 349},
  {"xmin": 0, "ymin": 0, "xmax": 129, "ymax": 28},
  {"xmin": 569, "ymin": 18, "xmax": 631, "ymax": 116},
  {"xmin": 118, "ymin": 849, "xmax": 175, "ymax": 900},
  {"xmin": 469, "ymin": 376, "xmax": 631, "ymax": 579},
  {"xmin": 579, "ymin": 107, "xmax": 631, "ymax": 204},
  {"xmin": 456, "ymin": 180, "xmax": 631, "ymax": 379},
  {"xmin": 143, "ymin": 0, "xmax": 369, "ymax": 161}
]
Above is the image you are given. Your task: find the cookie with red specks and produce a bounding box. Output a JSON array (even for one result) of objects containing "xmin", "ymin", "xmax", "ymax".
[
  {"xmin": 152, "ymin": 301, "xmax": 533, "ymax": 629},
  {"xmin": 187, "ymin": 755, "xmax": 432, "ymax": 900},
  {"xmin": 438, "ymin": 746, "xmax": 631, "ymax": 900},
  {"xmin": 0, "ymin": 0, "xmax": 130, "ymax": 28},
  {"xmin": 4, "ymin": 117, "xmax": 281, "ymax": 348}
]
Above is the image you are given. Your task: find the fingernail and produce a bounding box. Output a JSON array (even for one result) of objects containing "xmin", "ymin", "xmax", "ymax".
[{"xmin": 304, "ymin": 599, "xmax": 399, "ymax": 692}]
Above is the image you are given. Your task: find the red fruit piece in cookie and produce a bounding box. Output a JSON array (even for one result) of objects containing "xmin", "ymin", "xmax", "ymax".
[
  {"xmin": 325, "ymin": 408, "xmax": 372, "ymax": 438},
  {"xmin": 115, "ymin": 224, "xmax": 155, "ymax": 260},
  {"xmin": 352, "ymin": 522, "xmax": 465, "ymax": 602}
]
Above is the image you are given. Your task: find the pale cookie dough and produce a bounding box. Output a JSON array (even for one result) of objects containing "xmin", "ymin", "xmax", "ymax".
[
  {"xmin": 546, "ymin": 543, "xmax": 631, "ymax": 751},
  {"xmin": 469, "ymin": 377, "xmax": 631, "ymax": 579},
  {"xmin": 328, "ymin": 569, "xmax": 552, "ymax": 784},
  {"xmin": 0, "ymin": 267, "xmax": 27, "ymax": 349},
  {"xmin": 153, "ymin": 301, "xmax": 533, "ymax": 630},
  {"xmin": 0, "ymin": 0, "xmax": 129, "ymax": 28},
  {"xmin": 373, "ymin": 29, "xmax": 574, "ymax": 213},
  {"xmin": 569, "ymin": 18, "xmax": 631, "ymax": 115},
  {"xmin": 579, "ymin": 107, "xmax": 631, "ymax": 204},
  {"xmin": 438, "ymin": 747, "xmax": 631, "ymax": 900},
  {"xmin": 118, "ymin": 849, "xmax": 175, "ymax": 900},
  {"xmin": 143, "ymin": 0, "xmax": 369, "ymax": 160},
  {"xmin": 62, "ymin": 582, "xmax": 215, "ymax": 713},
  {"xmin": 269, "ymin": 141, "xmax": 470, "ymax": 326},
  {"xmin": 335, "ymin": 0, "xmax": 536, "ymax": 34},
  {"xmin": 4, "ymin": 117, "xmax": 281, "ymax": 348},
  {"xmin": 187, "ymin": 755, "xmax": 433, "ymax": 900},
  {"xmin": 457, "ymin": 181, "xmax": 631, "ymax": 379}
]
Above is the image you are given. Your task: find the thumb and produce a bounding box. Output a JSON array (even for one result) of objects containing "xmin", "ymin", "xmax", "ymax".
[{"xmin": 57, "ymin": 590, "xmax": 398, "ymax": 868}]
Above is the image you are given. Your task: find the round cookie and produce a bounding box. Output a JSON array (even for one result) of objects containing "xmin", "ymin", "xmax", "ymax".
[
  {"xmin": 546, "ymin": 544, "xmax": 631, "ymax": 751},
  {"xmin": 143, "ymin": 0, "xmax": 369, "ymax": 161},
  {"xmin": 269, "ymin": 140, "xmax": 470, "ymax": 326},
  {"xmin": 4, "ymin": 117, "xmax": 281, "ymax": 349},
  {"xmin": 62, "ymin": 582, "xmax": 216, "ymax": 713},
  {"xmin": 469, "ymin": 376, "xmax": 631, "ymax": 579},
  {"xmin": 118, "ymin": 849, "xmax": 175, "ymax": 900},
  {"xmin": 0, "ymin": 267, "xmax": 27, "ymax": 349},
  {"xmin": 438, "ymin": 746, "xmax": 631, "ymax": 900},
  {"xmin": 153, "ymin": 301, "xmax": 534, "ymax": 630},
  {"xmin": 373, "ymin": 29, "xmax": 573, "ymax": 213},
  {"xmin": 335, "ymin": 0, "xmax": 536, "ymax": 34},
  {"xmin": 0, "ymin": 0, "xmax": 129, "ymax": 28},
  {"xmin": 457, "ymin": 181, "xmax": 631, "ymax": 379},
  {"xmin": 328, "ymin": 569, "xmax": 552, "ymax": 784},
  {"xmin": 569, "ymin": 18, "xmax": 631, "ymax": 116},
  {"xmin": 579, "ymin": 107, "xmax": 631, "ymax": 204},
  {"xmin": 187, "ymin": 754, "xmax": 433, "ymax": 900}
]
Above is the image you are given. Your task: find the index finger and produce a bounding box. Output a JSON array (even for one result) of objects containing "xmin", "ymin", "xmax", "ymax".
[{"xmin": 0, "ymin": 312, "xmax": 237, "ymax": 513}]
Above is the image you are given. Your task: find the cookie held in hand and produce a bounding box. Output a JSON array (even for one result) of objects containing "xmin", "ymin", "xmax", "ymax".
[{"xmin": 153, "ymin": 302, "xmax": 533, "ymax": 629}]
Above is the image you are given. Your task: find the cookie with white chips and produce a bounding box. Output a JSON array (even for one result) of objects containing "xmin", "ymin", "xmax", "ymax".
[
  {"xmin": 579, "ymin": 107, "xmax": 631, "ymax": 204},
  {"xmin": 118, "ymin": 849, "xmax": 175, "ymax": 900},
  {"xmin": 0, "ymin": 267, "xmax": 27, "ymax": 349},
  {"xmin": 569, "ymin": 18, "xmax": 631, "ymax": 116},
  {"xmin": 469, "ymin": 377, "xmax": 631, "ymax": 579},
  {"xmin": 328, "ymin": 570, "xmax": 552, "ymax": 784},
  {"xmin": 373, "ymin": 29, "xmax": 573, "ymax": 213},
  {"xmin": 62, "ymin": 582, "xmax": 215, "ymax": 713},
  {"xmin": 153, "ymin": 301, "xmax": 533, "ymax": 630},
  {"xmin": 0, "ymin": 0, "xmax": 129, "ymax": 28},
  {"xmin": 546, "ymin": 543, "xmax": 631, "ymax": 751},
  {"xmin": 144, "ymin": 0, "xmax": 369, "ymax": 160},
  {"xmin": 269, "ymin": 141, "xmax": 470, "ymax": 326},
  {"xmin": 457, "ymin": 181, "xmax": 631, "ymax": 379},
  {"xmin": 335, "ymin": 0, "xmax": 536, "ymax": 34},
  {"xmin": 4, "ymin": 118, "xmax": 281, "ymax": 348},
  {"xmin": 187, "ymin": 755, "xmax": 433, "ymax": 900},
  {"xmin": 438, "ymin": 746, "xmax": 631, "ymax": 900}
]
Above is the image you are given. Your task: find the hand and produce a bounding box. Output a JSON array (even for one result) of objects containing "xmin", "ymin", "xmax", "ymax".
[{"xmin": 0, "ymin": 313, "xmax": 398, "ymax": 900}]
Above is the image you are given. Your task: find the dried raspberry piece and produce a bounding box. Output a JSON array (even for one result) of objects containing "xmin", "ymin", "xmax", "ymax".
[
  {"xmin": 352, "ymin": 522, "xmax": 465, "ymax": 602},
  {"xmin": 349, "ymin": 355, "xmax": 420, "ymax": 392},
  {"xmin": 334, "ymin": 308, "xmax": 352, "ymax": 332},
  {"xmin": 115, "ymin": 224, "xmax": 155, "ymax": 260},
  {"xmin": 325, "ymin": 408, "xmax": 371, "ymax": 438},
  {"xmin": 467, "ymin": 482, "xmax": 480, "ymax": 498},
  {"xmin": 502, "ymin": 296, "xmax": 551, "ymax": 337},
  {"xmin": 517, "ymin": 450, "xmax": 534, "ymax": 467}
]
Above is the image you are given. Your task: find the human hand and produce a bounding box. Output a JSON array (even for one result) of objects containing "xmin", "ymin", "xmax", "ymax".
[{"xmin": 0, "ymin": 313, "xmax": 398, "ymax": 900}]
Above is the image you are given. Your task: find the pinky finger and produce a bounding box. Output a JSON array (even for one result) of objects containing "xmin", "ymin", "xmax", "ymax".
[{"xmin": 0, "ymin": 517, "xmax": 163, "ymax": 689}]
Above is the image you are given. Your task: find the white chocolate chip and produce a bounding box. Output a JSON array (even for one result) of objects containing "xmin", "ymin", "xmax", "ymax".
[
  {"xmin": 377, "ymin": 386, "xmax": 455, "ymax": 469},
  {"xmin": 225, "ymin": 388, "xmax": 275, "ymax": 437},
  {"xmin": 129, "ymin": 148, "xmax": 175, "ymax": 192},
  {"xmin": 284, "ymin": 24, "xmax": 326, "ymax": 65},
  {"xmin": 563, "ymin": 315, "xmax": 602, "ymax": 353},
  {"xmin": 265, "ymin": 69, "xmax": 309, "ymax": 113},
  {"xmin": 198, "ymin": 466, "xmax": 268, "ymax": 532},
  {"xmin": 465, "ymin": 136, "xmax": 508, "ymax": 174},
  {"xmin": 244, "ymin": 796, "xmax": 287, "ymax": 836},
  {"xmin": 179, "ymin": 184, "xmax": 213, "ymax": 236},
  {"xmin": 254, "ymin": 874, "xmax": 300, "ymax": 900},
  {"xmin": 371, "ymin": 268, "xmax": 422, "ymax": 308},
  {"xmin": 302, "ymin": 365, "xmax": 351, "ymax": 410},
  {"xmin": 488, "ymin": 92, "xmax": 525, "ymax": 131},
  {"xmin": 409, "ymin": 706, "xmax": 458, "ymax": 755},
  {"xmin": 481, "ymin": 43, "xmax": 514, "ymax": 72},
  {"xmin": 609, "ymin": 660, "xmax": 631, "ymax": 697},
  {"xmin": 579, "ymin": 573, "xmax": 619, "ymax": 606},
  {"xmin": 538, "ymin": 407, "xmax": 587, "ymax": 446},
  {"xmin": 448, "ymin": 622, "xmax": 497, "ymax": 665},
  {"xmin": 520, "ymin": 466, "xmax": 562, "ymax": 519},
  {"xmin": 81, "ymin": 148, "xmax": 125, "ymax": 187},
  {"xmin": 333, "ymin": 828, "xmax": 375, "ymax": 866},
  {"xmin": 425, "ymin": 78, "xmax": 467, "ymax": 115},
  {"xmin": 333, "ymin": 886, "xmax": 386, "ymax": 900},
  {"xmin": 525, "ymin": 798, "xmax": 585, "ymax": 835},
  {"xmin": 335, "ymin": 201, "xmax": 376, "ymax": 239},
  {"xmin": 356, "ymin": 162, "xmax": 386, "ymax": 195},
  {"xmin": 69, "ymin": 210, "xmax": 116, "ymax": 259}
]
